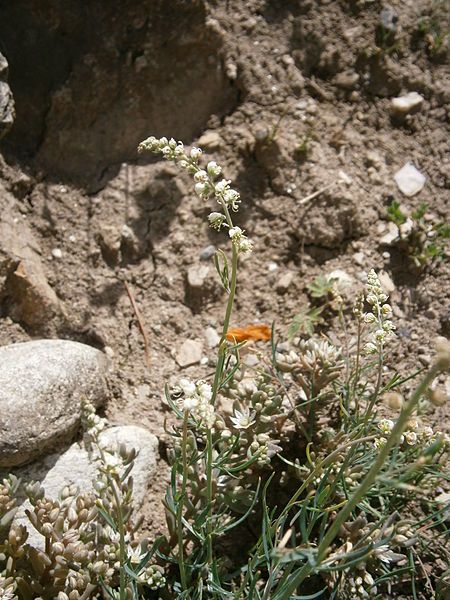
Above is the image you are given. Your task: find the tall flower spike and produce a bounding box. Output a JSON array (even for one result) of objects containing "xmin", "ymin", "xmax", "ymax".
[
  {"xmin": 138, "ymin": 136, "xmax": 251, "ymax": 253},
  {"xmin": 363, "ymin": 269, "xmax": 396, "ymax": 355}
]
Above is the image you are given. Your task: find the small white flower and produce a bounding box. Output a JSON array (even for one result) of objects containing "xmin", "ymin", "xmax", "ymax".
[
  {"xmin": 378, "ymin": 419, "xmax": 394, "ymax": 434},
  {"xmin": 207, "ymin": 161, "xmax": 222, "ymax": 177},
  {"xmin": 179, "ymin": 378, "xmax": 196, "ymax": 396},
  {"xmin": 223, "ymin": 188, "xmax": 241, "ymax": 210},
  {"xmin": 229, "ymin": 226, "xmax": 243, "ymax": 240},
  {"xmin": 194, "ymin": 182, "xmax": 210, "ymax": 198},
  {"xmin": 215, "ymin": 178, "xmax": 231, "ymax": 194},
  {"xmin": 374, "ymin": 436, "xmax": 387, "ymax": 449},
  {"xmin": 208, "ymin": 212, "xmax": 226, "ymax": 229},
  {"xmin": 421, "ymin": 426, "xmax": 434, "ymax": 438},
  {"xmin": 404, "ymin": 431, "xmax": 417, "ymax": 445},
  {"xmin": 197, "ymin": 381, "xmax": 213, "ymax": 402},
  {"xmin": 374, "ymin": 544, "xmax": 398, "ymax": 563},
  {"xmin": 364, "ymin": 342, "xmax": 378, "ymax": 354},
  {"xmin": 238, "ymin": 237, "xmax": 253, "ymax": 253},
  {"xmin": 230, "ymin": 407, "xmax": 256, "ymax": 430},
  {"xmin": 194, "ymin": 169, "xmax": 208, "ymax": 182},
  {"xmin": 364, "ymin": 313, "xmax": 376, "ymax": 323},
  {"xmin": 407, "ymin": 418, "xmax": 419, "ymax": 430},
  {"xmin": 127, "ymin": 546, "xmax": 145, "ymax": 565},
  {"xmin": 103, "ymin": 451, "xmax": 122, "ymax": 471},
  {"xmin": 190, "ymin": 146, "xmax": 202, "ymax": 159},
  {"xmin": 381, "ymin": 304, "xmax": 392, "ymax": 315},
  {"xmin": 182, "ymin": 396, "xmax": 199, "ymax": 412},
  {"xmin": 383, "ymin": 320, "xmax": 396, "ymax": 331}
]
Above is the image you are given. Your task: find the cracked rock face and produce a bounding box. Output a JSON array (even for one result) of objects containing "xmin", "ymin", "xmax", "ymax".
[
  {"xmin": 0, "ymin": 339, "xmax": 109, "ymax": 467},
  {"xmin": 0, "ymin": 0, "xmax": 237, "ymax": 190},
  {"xmin": 0, "ymin": 51, "xmax": 14, "ymax": 139},
  {"xmin": 0, "ymin": 188, "xmax": 67, "ymax": 334}
]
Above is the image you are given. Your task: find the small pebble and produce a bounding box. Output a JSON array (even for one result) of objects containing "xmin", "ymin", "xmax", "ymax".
[
  {"xmin": 394, "ymin": 162, "xmax": 426, "ymax": 197},
  {"xmin": 391, "ymin": 92, "xmax": 424, "ymax": 116},
  {"xmin": 380, "ymin": 6, "xmax": 398, "ymax": 31},
  {"xmin": 175, "ymin": 340, "xmax": 203, "ymax": 368},
  {"xmin": 276, "ymin": 271, "xmax": 295, "ymax": 293},
  {"xmin": 200, "ymin": 245, "xmax": 216, "ymax": 261},
  {"xmin": 418, "ymin": 354, "xmax": 431, "ymax": 366},
  {"xmin": 197, "ymin": 131, "xmax": 222, "ymax": 151},
  {"xmin": 204, "ymin": 327, "xmax": 220, "ymax": 349},
  {"xmin": 187, "ymin": 265, "xmax": 210, "ymax": 290},
  {"xmin": 379, "ymin": 222, "xmax": 399, "ymax": 245},
  {"xmin": 51, "ymin": 248, "xmax": 63, "ymax": 259},
  {"xmin": 378, "ymin": 270, "xmax": 395, "ymax": 294}
]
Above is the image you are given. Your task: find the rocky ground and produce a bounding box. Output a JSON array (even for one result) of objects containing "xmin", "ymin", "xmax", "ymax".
[{"xmin": 0, "ymin": 0, "xmax": 449, "ymax": 544}]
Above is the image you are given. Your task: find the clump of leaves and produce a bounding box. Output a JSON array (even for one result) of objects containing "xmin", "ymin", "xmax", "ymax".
[
  {"xmin": 415, "ymin": 0, "xmax": 449, "ymax": 60},
  {"xmin": 288, "ymin": 305, "xmax": 325, "ymax": 338},
  {"xmin": 289, "ymin": 274, "xmax": 341, "ymax": 338},
  {"xmin": 387, "ymin": 200, "xmax": 450, "ymax": 271},
  {"xmin": 294, "ymin": 129, "xmax": 314, "ymax": 160}
]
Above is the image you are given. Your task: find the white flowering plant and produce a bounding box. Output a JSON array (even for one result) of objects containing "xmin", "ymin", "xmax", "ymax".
[
  {"xmin": 1, "ymin": 138, "xmax": 449, "ymax": 600},
  {"xmin": 134, "ymin": 137, "xmax": 450, "ymax": 599}
]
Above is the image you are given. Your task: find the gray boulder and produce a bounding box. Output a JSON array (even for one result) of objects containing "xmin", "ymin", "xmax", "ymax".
[{"xmin": 0, "ymin": 339, "xmax": 109, "ymax": 467}]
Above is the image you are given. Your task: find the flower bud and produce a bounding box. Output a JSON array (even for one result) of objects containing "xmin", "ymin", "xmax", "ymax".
[
  {"xmin": 383, "ymin": 391, "xmax": 403, "ymax": 410},
  {"xmin": 429, "ymin": 387, "xmax": 447, "ymax": 406}
]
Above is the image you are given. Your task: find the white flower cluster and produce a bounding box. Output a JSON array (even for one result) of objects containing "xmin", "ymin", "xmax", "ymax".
[
  {"xmin": 177, "ymin": 378, "xmax": 215, "ymax": 428},
  {"xmin": 82, "ymin": 400, "xmax": 106, "ymax": 439},
  {"xmin": 374, "ymin": 416, "xmax": 441, "ymax": 449},
  {"xmin": 138, "ymin": 136, "xmax": 252, "ymax": 254},
  {"xmin": 228, "ymin": 226, "xmax": 253, "ymax": 253},
  {"xmin": 363, "ymin": 269, "xmax": 396, "ymax": 355}
]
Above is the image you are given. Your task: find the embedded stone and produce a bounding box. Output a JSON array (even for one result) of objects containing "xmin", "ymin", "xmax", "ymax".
[
  {"xmin": 175, "ymin": 339, "xmax": 203, "ymax": 367},
  {"xmin": 0, "ymin": 340, "xmax": 109, "ymax": 467},
  {"xmin": 391, "ymin": 92, "xmax": 424, "ymax": 115},
  {"xmin": 187, "ymin": 264, "xmax": 210, "ymax": 290},
  {"xmin": 204, "ymin": 326, "xmax": 220, "ymax": 349},
  {"xmin": 394, "ymin": 162, "xmax": 426, "ymax": 197},
  {"xmin": 276, "ymin": 271, "xmax": 295, "ymax": 294},
  {"xmin": 197, "ymin": 130, "xmax": 222, "ymax": 151},
  {"xmin": 0, "ymin": 190, "xmax": 67, "ymax": 332}
]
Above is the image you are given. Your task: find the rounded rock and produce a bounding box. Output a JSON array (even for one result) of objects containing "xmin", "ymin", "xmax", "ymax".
[{"xmin": 0, "ymin": 339, "xmax": 109, "ymax": 467}]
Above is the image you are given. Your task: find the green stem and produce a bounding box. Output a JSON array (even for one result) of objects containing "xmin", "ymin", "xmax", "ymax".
[
  {"xmin": 277, "ymin": 363, "xmax": 440, "ymax": 598},
  {"xmin": 109, "ymin": 477, "xmax": 127, "ymax": 600},
  {"xmin": 363, "ymin": 349, "xmax": 384, "ymax": 427},
  {"xmin": 176, "ymin": 412, "xmax": 189, "ymax": 590},
  {"xmin": 211, "ymin": 240, "xmax": 239, "ymax": 406},
  {"xmin": 206, "ymin": 428, "xmax": 214, "ymax": 566},
  {"xmin": 353, "ymin": 320, "xmax": 362, "ymax": 415}
]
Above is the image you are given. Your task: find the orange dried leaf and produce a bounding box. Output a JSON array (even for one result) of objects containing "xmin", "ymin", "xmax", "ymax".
[{"xmin": 226, "ymin": 324, "xmax": 272, "ymax": 343}]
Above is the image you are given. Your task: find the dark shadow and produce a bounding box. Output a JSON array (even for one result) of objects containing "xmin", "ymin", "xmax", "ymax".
[{"xmin": 0, "ymin": 0, "xmax": 239, "ymax": 192}]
